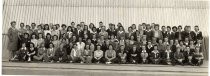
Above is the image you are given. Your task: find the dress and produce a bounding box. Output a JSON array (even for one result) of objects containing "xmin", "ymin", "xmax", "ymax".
[{"xmin": 7, "ymin": 27, "xmax": 19, "ymax": 51}]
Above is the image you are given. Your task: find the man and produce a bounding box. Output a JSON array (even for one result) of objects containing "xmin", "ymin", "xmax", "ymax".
[
  {"xmin": 97, "ymin": 21, "xmax": 104, "ymax": 33},
  {"xmin": 73, "ymin": 24, "xmax": 83, "ymax": 38},
  {"xmin": 144, "ymin": 24, "xmax": 152, "ymax": 41},
  {"xmin": 162, "ymin": 45, "xmax": 174, "ymax": 65},
  {"xmin": 175, "ymin": 25, "xmax": 184, "ymax": 41},
  {"xmin": 161, "ymin": 26, "xmax": 167, "ymax": 38}
]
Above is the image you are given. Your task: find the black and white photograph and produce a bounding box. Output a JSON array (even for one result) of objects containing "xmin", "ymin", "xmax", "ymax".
[{"xmin": 1, "ymin": 0, "xmax": 209, "ymax": 76}]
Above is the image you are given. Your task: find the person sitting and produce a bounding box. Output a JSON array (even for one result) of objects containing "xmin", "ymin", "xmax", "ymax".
[
  {"xmin": 128, "ymin": 45, "xmax": 139, "ymax": 64},
  {"xmin": 105, "ymin": 45, "xmax": 116, "ymax": 64},
  {"xmin": 33, "ymin": 43, "xmax": 47, "ymax": 62},
  {"xmin": 81, "ymin": 45, "xmax": 93, "ymax": 63},
  {"xmin": 162, "ymin": 45, "xmax": 173, "ymax": 65},
  {"xmin": 70, "ymin": 44, "xmax": 82, "ymax": 63},
  {"xmin": 116, "ymin": 45, "xmax": 127, "ymax": 64},
  {"xmin": 192, "ymin": 46, "xmax": 204, "ymax": 66},
  {"xmin": 45, "ymin": 43, "xmax": 56, "ymax": 62},
  {"xmin": 150, "ymin": 45, "xmax": 160, "ymax": 64},
  {"xmin": 183, "ymin": 46, "xmax": 194, "ymax": 65},
  {"xmin": 26, "ymin": 43, "xmax": 37, "ymax": 62},
  {"xmin": 93, "ymin": 45, "xmax": 104, "ymax": 63},
  {"xmin": 173, "ymin": 47, "xmax": 184, "ymax": 66},
  {"xmin": 54, "ymin": 44, "xmax": 68, "ymax": 63},
  {"xmin": 12, "ymin": 43, "xmax": 28, "ymax": 61},
  {"xmin": 140, "ymin": 46, "xmax": 148, "ymax": 64}
]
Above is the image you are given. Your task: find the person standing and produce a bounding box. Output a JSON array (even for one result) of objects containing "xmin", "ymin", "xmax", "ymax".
[{"xmin": 8, "ymin": 21, "xmax": 19, "ymax": 61}]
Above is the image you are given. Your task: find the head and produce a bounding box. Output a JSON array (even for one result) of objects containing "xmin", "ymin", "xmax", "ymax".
[
  {"xmin": 97, "ymin": 45, "xmax": 101, "ymax": 50},
  {"xmin": 20, "ymin": 23, "xmax": 25, "ymax": 28},
  {"xmin": 109, "ymin": 44, "xmax": 113, "ymax": 50},
  {"xmin": 11, "ymin": 21, "xmax": 16, "ymax": 28}
]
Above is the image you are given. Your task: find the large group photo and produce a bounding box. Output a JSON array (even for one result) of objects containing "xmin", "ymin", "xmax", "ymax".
[
  {"xmin": 2, "ymin": 0, "xmax": 209, "ymax": 76},
  {"xmin": 7, "ymin": 21, "xmax": 205, "ymax": 66}
]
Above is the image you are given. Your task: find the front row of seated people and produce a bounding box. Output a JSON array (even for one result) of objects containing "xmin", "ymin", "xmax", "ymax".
[{"xmin": 13, "ymin": 40, "xmax": 204, "ymax": 66}]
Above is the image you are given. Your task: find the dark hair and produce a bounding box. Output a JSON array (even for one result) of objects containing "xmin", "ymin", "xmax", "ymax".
[
  {"xmin": 38, "ymin": 33, "xmax": 43, "ymax": 39},
  {"xmin": 172, "ymin": 26, "xmax": 177, "ymax": 29},
  {"xmin": 178, "ymin": 25, "xmax": 182, "ymax": 29},
  {"xmin": 31, "ymin": 33, "xmax": 37, "ymax": 39},
  {"xmin": 49, "ymin": 43, "xmax": 54, "ymax": 47},
  {"xmin": 167, "ymin": 26, "xmax": 171, "ymax": 29},
  {"xmin": 20, "ymin": 23, "xmax": 24, "ymax": 26},
  {"xmin": 61, "ymin": 24, "xmax": 67, "ymax": 28},
  {"xmin": 67, "ymin": 26, "xmax": 72, "ymax": 32},
  {"xmin": 24, "ymin": 33, "xmax": 30, "ymax": 38},
  {"xmin": 10, "ymin": 21, "xmax": 16, "ymax": 25},
  {"xmin": 44, "ymin": 24, "xmax": 50, "ymax": 30},
  {"xmin": 52, "ymin": 35, "xmax": 59, "ymax": 40},
  {"xmin": 29, "ymin": 42, "xmax": 35, "ymax": 47}
]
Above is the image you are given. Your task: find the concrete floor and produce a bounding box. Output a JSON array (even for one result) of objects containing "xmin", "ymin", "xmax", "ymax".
[{"xmin": 2, "ymin": 61, "xmax": 208, "ymax": 76}]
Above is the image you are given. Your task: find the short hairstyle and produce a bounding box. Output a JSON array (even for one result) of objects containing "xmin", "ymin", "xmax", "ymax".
[
  {"xmin": 10, "ymin": 21, "xmax": 16, "ymax": 25},
  {"xmin": 61, "ymin": 24, "xmax": 67, "ymax": 28}
]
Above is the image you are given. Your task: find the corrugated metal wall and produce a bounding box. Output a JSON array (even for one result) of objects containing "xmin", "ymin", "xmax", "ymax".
[{"xmin": 2, "ymin": 0, "xmax": 209, "ymax": 60}]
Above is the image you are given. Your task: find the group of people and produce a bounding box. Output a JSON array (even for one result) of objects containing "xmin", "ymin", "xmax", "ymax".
[{"xmin": 8, "ymin": 21, "xmax": 204, "ymax": 66}]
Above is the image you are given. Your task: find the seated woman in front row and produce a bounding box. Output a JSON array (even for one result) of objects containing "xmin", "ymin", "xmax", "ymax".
[
  {"xmin": 93, "ymin": 45, "xmax": 104, "ymax": 63},
  {"xmin": 26, "ymin": 42, "xmax": 37, "ymax": 62},
  {"xmin": 192, "ymin": 46, "xmax": 204, "ymax": 66},
  {"xmin": 54, "ymin": 44, "xmax": 68, "ymax": 63},
  {"xmin": 70, "ymin": 44, "xmax": 82, "ymax": 63},
  {"xmin": 116, "ymin": 45, "xmax": 127, "ymax": 64},
  {"xmin": 45, "ymin": 43, "xmax": 56, "ymax": 62},
  {"xmin": 81, "ymin": 44, "xmax": 93, "ymax": 63},
  {"xmin": 105, "ymin": 44, "xmax": 116, "ymax": 64},
  {"xmin": 173, "ymin": 47, "xmax": 184, "ymax": 66},
  {"xmin": 140, "ymin": 45, "xmax": 148, "ymax": 64},
  {"xmin": 150, "ymin": 45, "xmax": 160, "ymax": 64},
  {"xmin": 12, "ymin": 43, "xmax": 28, "ymax": 61},
  {"xmin": 33, "ymin": 43, "xmax": 47, "ymax": 61}
]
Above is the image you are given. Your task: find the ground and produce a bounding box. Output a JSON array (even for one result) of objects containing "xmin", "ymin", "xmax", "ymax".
[{"xmin": 2, "ymin": 61, "xmax": 208, "ymax": 76}]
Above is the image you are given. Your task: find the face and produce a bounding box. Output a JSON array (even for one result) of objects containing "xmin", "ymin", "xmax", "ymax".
[
  {"xmin": 24, "ymin": 34, "xmax": 29, "ymax": 38},
  {"xmin": 133, "ymin": 46, "xmax": 136, "ymax": 51},
  {"xmin": 154, "ymin": 26, "xmax": 159, "ymax": 30},
  {"xmin": 120, "ymin": 46, "xmax": 124, "ymax": 50},
  {"xmin": 162, "ymin": 27, "xmax": 166, "ymax": 31},
  {"xmin": 86, "ymin": 45, "xmax": 90, "ymax": 49},
  {"xmin": 159, "ymin": 40, "xmax": 162, "ymax": 43},
  {"xmin": 49, "ymin": 44, "xmax": 53, "ymax": 48},
  {"xmin": 109, "ymin": 45, "xmax": 113, "ymax": 50},
  {"xmin": 154, "ymin": 46, "xmax": 157, "ymax": 50},
  {"xmin": 22, "ymin": 43, "xmax": 26, "ymax": 47},
  {"xmin": 142, "ymin": 46, "xmax": 145, "ymax": 50},
  {"xmin": 20, "ymin": 24, "xmax": 24, "ymax": 28},
  {"xmin": 32, "ymin": 35, "xmax": 36, "ymax": 39},
  {"xmin": 30, "ymin": 44, "xmax": 34, "ymax": 47},
  {"xmin": 97, "ymin": 46, "xmax": 101, "ymax": 50},
  {"xmin": 11, "ymin": 22, "xmax": 16, "ymax": 27}
]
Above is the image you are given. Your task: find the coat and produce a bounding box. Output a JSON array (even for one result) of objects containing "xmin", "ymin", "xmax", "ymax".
[{"xmin": 8, "ymin": 27, "xmax": 19, "ymax": 51}]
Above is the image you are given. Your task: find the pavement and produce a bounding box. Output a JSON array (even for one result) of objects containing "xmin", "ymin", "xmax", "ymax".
[{"xmin": 2, "ymin": 61, "xmax": 208, "ymax": 76}]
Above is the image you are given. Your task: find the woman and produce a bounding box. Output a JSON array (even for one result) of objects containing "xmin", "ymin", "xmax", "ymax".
[
  {"xmin": 51, "ymin": 25, "xmax": 60, "ymax": 38},
  {"xmin": 82, "ymin": 45, "xmax": 93, "ymax": 63},
  {"xmin": 192, "ymin": 46, "xmax": 204, "ymax": 66},
  {"xmin": 34, "ymin": 25, "xmax": 44, "ymax": 36},
  {"xmin": 93, "ymin": 45, "xmax": 104, "ymax": 63},
  {"xmin": 37, "ymin": 33, "xmax": 44, "ymax": 48},
  {"xmin": 150, "ymin": 45, "xmax": 160, "ymax": 64},
  {"xmin": 81, "ymin": 25, "xmax": 90, "ymax": 38},
  {"xmin": 8, "ymin": 21, "xmax": 19, "ymax": 61},
  {"xmin": 26, "ymin": 43, "xmax": 37, "ymax": 62},
  {"xmin": 116, "ymin": 45, "xmax": 127, "ymax": 64},
  {"xmin": 21, "ymin": 33, "xmax": 31, "ymax": 48},
  {"xmin": 18, "ymin": 23, "xmax": 26, "ymax": 49},
  {"xmin": 45, "ymin": 33, "xmax": 52, "ymax": 49},
  {"xmin": 12, "ymin": 43, "xmax": 27, "ymax": 61},
  {"xmin": 45, "ymin": 43, "xmax": 56, "ymax": 62},
  {"xmin": 52, "ymin": 35, "xmax": 60, "ymax": 50},
  {"xmin": 70, "ymin": 44, "xmax": 82, "ymax": 63},
  {"xmin": 43, "ymin": 24, "xmax": 51, "ymax": 37},
  {"xmin": 128, "ymin": 45, "xmax": 139, "ymax": 64},
  {"xmin": 116, "ymin": 26, "xmax": 125, "ymax": 40},
  {"xmin": 89, "ymin": 23, "xmax": 95, "ymax": 33},
  {"xmin": 54, "ymin": 44, "xmax": 68, "ymax": 63},
  {"xmin": 66, "ymin": 26, "xmax": 73, "ymax": 39},
  {"xmin": 30, "ymin": 34, "xmax": 38, "ymax": 48},
  {"xmin": 105, "ymin": 44, "xmax": 116, "ymax": 64},
  {"xmin": 59, "ymin": 24, "xmax": 67, "ymax": 39},
  {"xmin": 140, "ymin": 46, "xmax": 148, "ymax": 64},
  {"xmin": 33, "ymin": 43, "xmax": 47, "ymax": 61}
]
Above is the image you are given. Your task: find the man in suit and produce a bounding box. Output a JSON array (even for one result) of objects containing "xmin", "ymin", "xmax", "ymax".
[
  {"xmin": 166, "ymin": 26, "xmax": 175, "ymax": 40},
  {"xmin": 161, "ymin": 26, "xmax": 168, "ymax": 38},
  {"xmin": 144, "ymin": 24, "xmax": 153, "ymax": 41},
  {"xmin": 73, "ymin": 24, "xmax": 83, "ymax": 38},
  {"xmin": 175, "ymin": 25, "xmax": 184, "ymax": 41}
]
